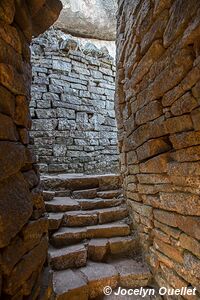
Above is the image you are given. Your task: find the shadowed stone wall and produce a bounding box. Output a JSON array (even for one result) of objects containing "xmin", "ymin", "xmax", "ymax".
[
  {"xmin": 0, "ymin": 1, "xmax": 61, "ymax": 299},
  {"xmin": 31, "ymin": 29, "xmax": 119, "ymax": 174},
  {"xmin": 116, "ymin": 0, "xmax": 200, "ymax": 294}
]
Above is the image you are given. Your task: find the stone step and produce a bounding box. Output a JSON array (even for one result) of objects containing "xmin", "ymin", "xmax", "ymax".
[
  {"xmin": 77, "ymin": 198, "xmax": 122, "ymax": 210},
  {"xmin": 77, "ymin": 261, "xmax": 118, "ymax": 299},
  {"xmin": 62, "ymin": 210, "xmax": 98, "ymax": 227},
  {"xmin": 88, "ymin": 236, "xmax": 138, "ymax": 261},
  {"xmin": 48, "ymin": 244, "xmax": 87, "ymax": 270},
  {"xmin": 97, "ymin": 189, "xmax": 123, "ymax": 199},
  {"xmin": 72, "ymin": 188, "xmax": 98, "ymax": 199},
  {"xmin": 45, "ymin": 197, "xmax": 80, "ymax": 212},
  {"xmin": 51, "ymin": 223, "xmax": 130, "ymax": 247},
  {"xmin": 53, "ymin": 269, "xmax": 88, "ymax": 300},
  {"xmin": 62, "ymin": 206, "xmax": 128, "ymax": 227},
  {"xmin": 72, "ymin": 188, "xmax": 123, "ymax": 199},
  {"xmin": 43, "ymin": 190, "xmax": 71, "ymax": 201},
  {"xmin": 111, "ymin": 258, "xmax": 152, "ymax": 288},
  {"xmin": 86, "ymin": 223, "xmax": 130, "ymax": 239},
  {"xmin": 48, "ymin": 212, "xmax": 64, "ymax": 230},
  {"xmin": 42, "ymin": 173, "xmax": 122, "ymax": 192}
]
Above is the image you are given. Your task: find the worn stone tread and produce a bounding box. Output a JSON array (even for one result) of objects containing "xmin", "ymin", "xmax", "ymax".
[
  {"xmin": 62, "ymin": 206, "xmax": 128, "ymax": 227},
  {"xmin": 110, "ymin": 258, "xmax": 152, "ymax": 288},
  {"xmin": 49, "ymin": 243, "xmax": 87, "ymax": 270},
  {"xmin": 53, "ymin": 269, "xmax": 88, "ymax": 300},
  {"xmin": 48, "ymin": 212, "xmax": 64, "ymax": 230},
  {"xmin": 97, "ymin": 189, "xmax": 123, "ymax": 199},
  {"xmin": 76, "ymin": 198, "xmax": 122, "ymax": 210},
  {"xmin": 45, "ymin": 197, "xmax": 80, "ymax": 212},
  {"xmin": 86, "ymin": 222, "xmax": 130, "ymax": 239},
  {"xmin": 77, "ymin": 261, "xmax": 118, "ymax": 298}
]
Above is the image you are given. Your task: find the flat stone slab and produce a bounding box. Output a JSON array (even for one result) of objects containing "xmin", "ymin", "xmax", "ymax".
[
  {"xmin": 41, "ymin": 173, "xmax": 121, "ymax": 191},
  {"xmin": 77, "ymin": 198, "xmax": 122, "ymax": 210},
  {"xmin": 78, "ymin": 261, "xmax": 118, "ymax": 298},
  {"xmin": 48, "ymin": 212, "xmax": 63, "ymax": 230},
  {"xmin": 98, "ymin": 206, "xmax": 128, "ymax": 224},
  {"xmin": 97, "ymin": 189, "xmax": 122, "ymax": 199},
  {"xmin": 88, "ymin": 238, "xmax": 109, "ymax": 261},
  {"xmin": 72, "ymin": 188, "xmax": 98, "ymax": 199},
  {"xmin": 49, "ymin": 244, "xmax": 87, "ymax": 270},
  {"xmin": 51, "ymin": 227, "xmax": 87, "ymax": 247},
  {"xmin": 109, "ymin": 236, "xmax": 137, "ymax": 255},
  {"xmin": 53, "ymin": 269, "xmax": 88, "ymax": 300},
  {"xmin": 111, "ymin": 258, "xmax": 152, "ymax": 288},
  {"xmin": 63, "ymin": 210, "xmax": 98, "ymax": 227},
  {"xmin": 45, "ymin": 197, "xmax": 80, "ymax": 212},
  {"xmin": 86, "ymin": 223, "xmax": 130, "ymax": 239}
]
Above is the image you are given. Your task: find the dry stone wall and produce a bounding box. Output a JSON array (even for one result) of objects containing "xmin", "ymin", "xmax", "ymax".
[
  {"xmin": 0, "ymin": 1, "xmax": 61, "ymax": 299},
  {"xmin": 31, "ymin": 29, "xmax": 119, "ymax": 174},
  {"xmin": 116, "ymin": 0, "xmax": 200, "ymax": 295}
]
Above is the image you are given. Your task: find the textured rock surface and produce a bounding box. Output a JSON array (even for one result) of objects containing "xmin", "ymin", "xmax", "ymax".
[
  {"xmin": 55, "ymin": 0, "xmax": 117, "ymax": 40},
  {"xmin": 31, "ymin": 29, "xmax": 119, "ymax": 174},
  {"xmin": 0, "ymin": 0, "xmax": 61, "ymax": 299},
  {"xmin": 116, "ymin": 0, "xmax": 200, "ymax": 296}
]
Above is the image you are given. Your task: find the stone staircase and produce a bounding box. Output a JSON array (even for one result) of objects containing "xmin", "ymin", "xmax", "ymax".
[{"xmin": 42, "ymin": 174, "xmax": 152, "ymax": 300}]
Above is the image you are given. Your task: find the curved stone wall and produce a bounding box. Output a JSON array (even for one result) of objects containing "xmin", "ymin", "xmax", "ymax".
[
  {"xmin": 116, "ymin": 0, "xmax": 200, "ymax": 294},
  {"xmin": 0, "ymin": 1, "xmax": 61, "ymax": 299},
  {"xmin": 31, "ymin": 29, "xmax": 119, "ymax": 174}
]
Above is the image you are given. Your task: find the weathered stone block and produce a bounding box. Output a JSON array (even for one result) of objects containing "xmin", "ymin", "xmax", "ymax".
[
  {"xmin": 0, "ymin": 173, "xmax": 33, "ymax": 248},
  {"xmin": 171, "ymin": 92, "xmax": 198, "ymax": 116},
  {"xmin": 163, "ymin": 0, "xmax": 200, "ymax": 47},
  {"xmin": 135, "ymin": 100, "xmax": 163, "ymax": 126},
  {"xmin": 0, "ymin": 113, "xmax": 18, "ymax": 141},
  {"xmin": 0, "ymin": 85, "xmax": 15, "ymax": 117},
  {"xmin": 3, "ymin": 236, "xmax": 48, "ymax": 295},
  {"xmin": 0, "ymin": 0, "xmax": 15, "ymax": 24},
  {"xmin": 140, "ymin": 153, "xmax": 170, "ymax": 173},
  {"xmin": 163, "ymin": 115, "xmax": 193, "ymax": 134},
  {"xmin": 136, "ymin": 138, "xmax": 171, "ymax": 161},
  {"xmin": 170, "ymin": 131, "xmax": 200, "ymax": 149},
  {"xmin": 154, "ymin": 238, "xmax": 183, "ymax": 264}
]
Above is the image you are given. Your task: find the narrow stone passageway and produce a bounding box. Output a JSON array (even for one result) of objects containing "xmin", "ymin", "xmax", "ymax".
[
  {"xmin": 42, "ymin": 173, "xmax": 152, "ymax": 299},
  {"xmin": 0, "ymin": 0, "xmax": 200, "ymax": 299}
]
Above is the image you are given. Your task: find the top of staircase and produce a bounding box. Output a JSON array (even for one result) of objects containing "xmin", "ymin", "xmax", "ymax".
[{"xmin": 41, "ymin": 173, "xmax": 122, "ymax": 191}]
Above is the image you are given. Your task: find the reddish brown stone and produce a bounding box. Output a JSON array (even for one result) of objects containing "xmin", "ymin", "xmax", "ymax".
[
  {"xmin": 141, "ymin": 9, "xmax": 169, "ymax": 54},
  {"xmin": 0, "ymin": 173, "xmax": 33, "ymax": 248},
  {"xmin": 14, "ymin": 95, "xmax": 32, "ymax": 128},
  {"xmin": 0, "ymin": 20, "xmax": 21, "ymax": 53},
  {"xmin": 3, "ymin": 236, "xmax": 48, "ymax": 295},
  {"xmin": 0, "ymin": 141, "xmax": 26, "ymax": 180},
  {"xmin": 191, "ymin": 108, "xmax": 200, "ymax": 130},
  {"xmin": 170, "ymin": 131, "xmax": 200, "ymax": 149},
  {"xmin": 163, "ymin": 115, "xmax": 193, "ymax": 134},
  {"xmin": 0, "ymin": 0, "xmax": 15, "ymax": 24},
  {"xmin": 0, "ymin": 113, "xmax": 18, "ymax": 141},
  {"xmin": 140, "ymin": 153, "xmax": 170, "ymax": 173},
  {"xmin": 171, "ymin": 92, "xmax": 198, "ymax": 116},
  {"xmin": 171, "ymin": 145, "xmax": 200, "ymax": 162},
  {"xmin": 154, "ymin": 238, "xmax": 183, "ymax": 264},
  {"xmin": 136, "ymin": 138, "xmax": 171, "ymax": 161},
  {"xmin": 0, "ymin": 63, "xmax": 28, "ymax": 95},
  {"xmin": 180, "ymin": 233, "xmax": 200, "ymax": 259},
  {"xmin": 162, "ymin": 66, "xmax": 200, "ymax": 107},
  {"xmin": 163, "ymin": 0, "xmax": 200, "ymax": 47},
  {"xmin": 135, "ymin": 100, "xmax": 163, "ymax": 126},
  {"xmin": 0, "ymin": 85, "xmax": 15, "ymax": 117}
]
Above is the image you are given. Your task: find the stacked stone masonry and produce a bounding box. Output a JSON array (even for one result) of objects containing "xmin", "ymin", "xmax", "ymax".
[
  {"xmin": 116, "ymin": 0, "xmax": 200, "ymax": 297},
  {"xmin": 31, "ymin": 29, "xmax": 119, "ymax": 174},
  {"xmin": 0, "ymin": 0, "xmax": 62, "ymax": 299}
]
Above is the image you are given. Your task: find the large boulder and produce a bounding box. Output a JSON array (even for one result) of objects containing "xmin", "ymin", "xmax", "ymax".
[{"xmin": 55, "ymin": 0, "xmax": 117, "ymax": 40}]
